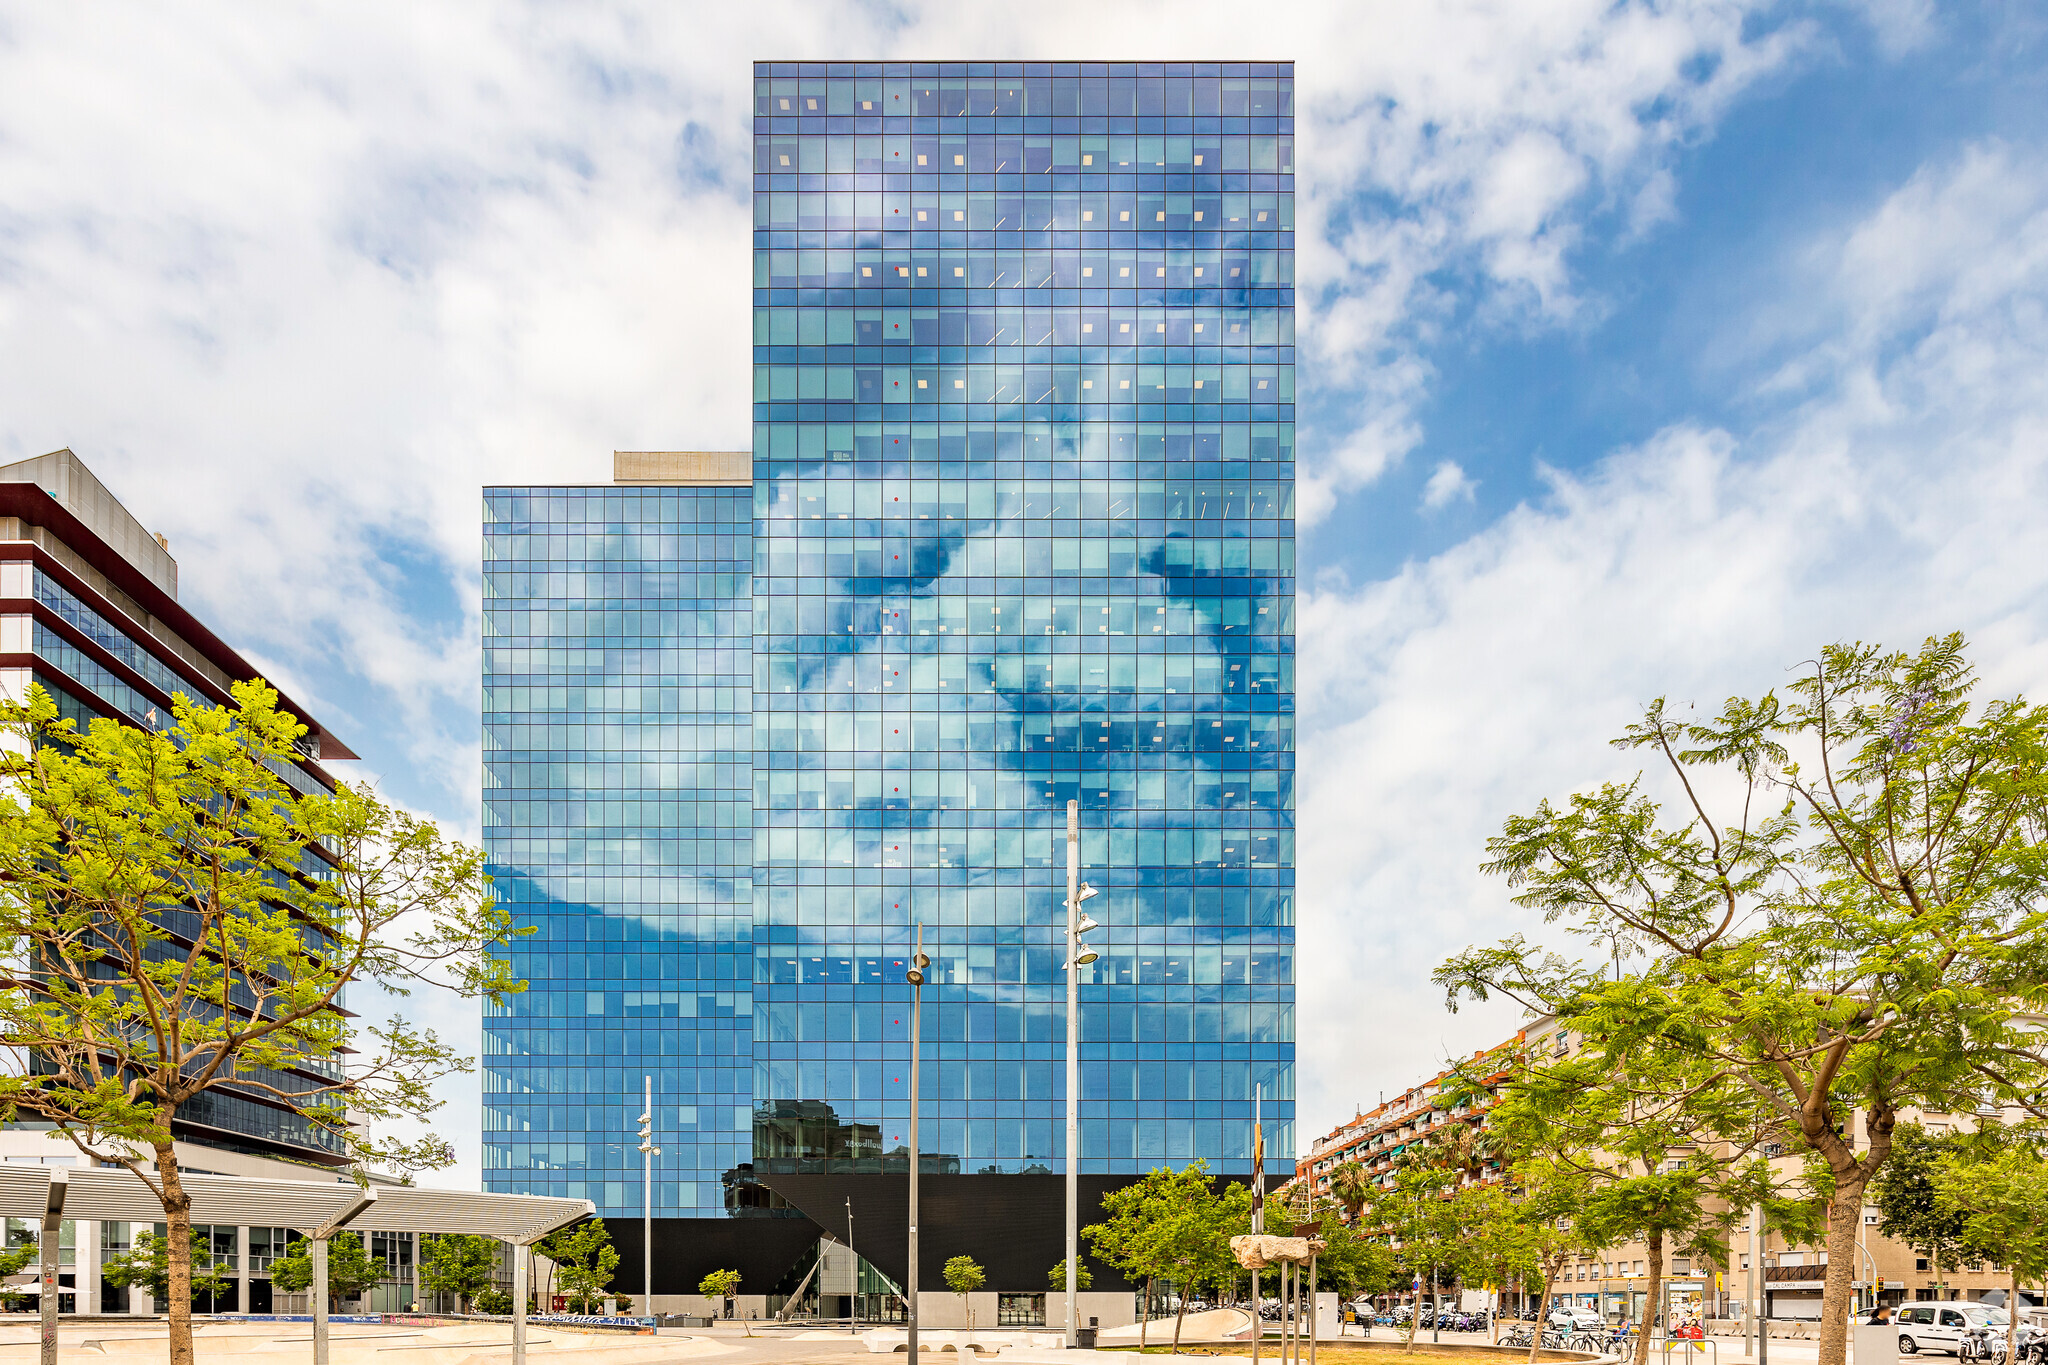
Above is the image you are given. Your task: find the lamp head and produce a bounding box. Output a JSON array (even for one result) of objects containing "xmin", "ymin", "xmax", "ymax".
[
  {"xmin": 1076, "ymin": 913, "xmax": 1101, "ymax": 935},
  {"xmin": 1077, "ymin": 882, "xmax": 1098, "ymax": 902},
  {"xmin": 1066, "ymin": 946, "xmax": 1100, "ymax": 968}
]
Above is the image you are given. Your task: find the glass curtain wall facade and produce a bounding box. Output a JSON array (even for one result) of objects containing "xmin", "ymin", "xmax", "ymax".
[
  {"xmin": 482, "ymin": 485, "xmax": 755, "ymax": 1214},
  {"xmin": 483, "ymin": 59, "xmax": 1296, "ymax": 1226},
  {"xmin": 750, "ymin": 61, "xmax": 1295, "ymax": 1180}
]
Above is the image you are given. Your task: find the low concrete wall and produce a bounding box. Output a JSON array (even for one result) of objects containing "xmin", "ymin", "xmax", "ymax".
[
  {"xmin": 652, "ymin": 1293, "xmax": 771, "ymax": 1320},
  {"xmin": 1045, "ymin": 1293, "xmax": 1138, "ymax": 1331},
  {"xmin": 915, "ymin": 1292, "xmax": 999, "ymax": 1330}
]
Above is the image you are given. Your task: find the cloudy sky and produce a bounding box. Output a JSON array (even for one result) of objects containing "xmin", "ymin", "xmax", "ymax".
[{"xmin": 3, "ymin": 1, "xmax": 2046, "ymax": 1185}]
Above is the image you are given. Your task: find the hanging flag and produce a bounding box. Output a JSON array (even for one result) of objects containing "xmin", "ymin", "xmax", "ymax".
[{"xmin": 1252, "ymin": 1118, "xmax": 1266, "ymax": 1227}]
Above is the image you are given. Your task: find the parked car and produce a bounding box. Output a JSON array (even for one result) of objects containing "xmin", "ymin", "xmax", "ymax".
[
  {"xmin": 1897, "ymin": 1303, "xmax": 2011, "ymax": 1356},
  {"xmin": 1550, "ymin": 1306, "xmax": 1606, "ymax": 1332}
]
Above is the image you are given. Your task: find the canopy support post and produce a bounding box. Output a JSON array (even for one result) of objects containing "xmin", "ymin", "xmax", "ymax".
[
  {"xmin": 312, "ymin": 1238, "xmax": 330, "ymax": 1365},
  {"xmin": 512, "ymin": 1240, "xmax": 529, "ymax": 1365},
  {"xmin": 40, "ymin": 1172, "xmax": 65, "ymax": 1365}
]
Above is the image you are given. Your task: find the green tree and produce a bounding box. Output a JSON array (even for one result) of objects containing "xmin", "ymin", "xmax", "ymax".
[
  {"xmin": 420, "ymin": 1234, "xmax": 500, "ymax": 1313},
  {"xmin": 1498, "ymin": 1161, "xmax": 1603, "ymax": 1365},
  {"xmin": 1327, "ymin": 1163, "xmax": 1375, "ymax": 1223},
  {"xmin": 1930, "ymin": 1139, "xmax": 2048, "ymax": 1365},
  {"xmin": 1152, "ymin": 1166, "xmax": 1253, "ymax": 1352},
  {"xmin": 943, "ymin": 1255, "xmax": 985, "ymax": 1327},
  {"xmin": 0, "ymin": 1241, "xmax": 33, "ymax": 1310},
  {"xmin": 101, "ymin": 1230, "xmax": 229, "ymax": 1306},
  {"xmin": 1869, "ymin": 1124, "xmax": 1974, "ymax": 1295},
  {"xmin": 0, "ymin": 683, "xmax": 522, "ymax": 1365},
  {"xmin": 698, "ymin": 1267, "xmax": 741, "ymax": 1310},
  {"xmin": 1303, "ymin": 1205, "xmax": 1394, "ymax": 1301},
  {"xmin": 1446, "ymin": 1184, "xmax": 1529, "ymax": 1343},
  {"xmin": 1357, "ymin": 1157, "xmax": 1462, "ymax": 1353},
  {"xmin": 538, "ymin": 1220, "xmax": 619, "ymax": 1313},
  {"xmin": 1047, "ymin": 1258, "xmax": 1092, "ymax": 1291},
  {"xmin": 1086, "ymin": 1173, "xmax": 1163, "ymax": 1345},
  {"xmin": 473, "ymin": 1287, "xmax": 514, "ymax": 1316},
  {"xmin": 1436, "ymin": 636, "xmax": 2048, "ymax": 1365},
  {"xmin": 269, "ymin": 1231, "xmax": 386, "ymax": 1304},
  {"xmin": 1086, "ymin": 1161, "xmax": 1252, "ymax": 1350}
]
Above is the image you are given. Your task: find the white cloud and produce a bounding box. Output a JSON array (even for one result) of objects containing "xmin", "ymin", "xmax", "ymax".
[
  {"xmin": 0, "ymin": 0, "xmax": 1833, "ymax": 805},
  {"xmin": 1420, "ymin": 460, "xmax": 1478, "ymax": 510},
  {"xmin": 0, "ymin": 0, "xmax": 1936, "ymax": 1184},
  {"xmin": 1295, "ymin": 141, "xmax": 2048, "ymax": 1142}
]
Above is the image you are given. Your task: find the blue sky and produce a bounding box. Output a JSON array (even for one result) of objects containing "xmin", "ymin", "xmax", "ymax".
[{"xmin": 4, "ymin": 0, "xmax": 2047, "ymax": 1183}]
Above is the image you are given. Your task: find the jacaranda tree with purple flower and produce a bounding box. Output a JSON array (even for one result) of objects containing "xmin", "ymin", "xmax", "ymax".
[{"xmin": 1435, "ymin": 634, "xmax": 2048, "ymax": 1365}]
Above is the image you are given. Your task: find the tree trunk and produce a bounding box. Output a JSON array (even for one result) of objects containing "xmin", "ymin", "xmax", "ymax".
[
  {"xmin": 1528, "ymin": 1266, "xmax": 1554, "ymax": 1365},
  {"xmin": 2007, "ymin": 1268, "xmax": 2020, "ymax": 1365},
  {"xmin": 1175, "ymin": 1277, "xmax": 1190, "ymax": 1354},
  {"xmin": 1633, "ymin": 1231, "xmax": 1664, "ymax": 1365},
  {"xmin": 1142, "ymin": 1275, "xmax": 1152, "ymax": 1349},
  {"xmin": 1817, "ymin": 1171, "xmax": 1868, "ymax": 1365},
  {"xmin": 157, "ymin": 1143, "xmax": 196, "ymax": 1365}
]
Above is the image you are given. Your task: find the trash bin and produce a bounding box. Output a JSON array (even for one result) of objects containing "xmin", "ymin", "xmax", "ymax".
[{"xmin": 1077, "ymin": 1328, "xmax": 1098, "ymax": 1349}]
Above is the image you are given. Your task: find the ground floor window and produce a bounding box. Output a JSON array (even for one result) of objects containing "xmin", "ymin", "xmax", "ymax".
[{"xmin": 999, "ymin": 1293, "xmax": 1046, "ymax": 1326}]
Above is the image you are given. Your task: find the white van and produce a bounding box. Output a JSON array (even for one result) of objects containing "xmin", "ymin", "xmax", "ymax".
[{"xmin": 1897, "ymin": 1302, "xmax": 2009, "ymax": 1356}]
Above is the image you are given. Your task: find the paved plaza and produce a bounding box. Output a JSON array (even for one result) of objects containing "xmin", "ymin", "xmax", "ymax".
[{"xmin": 0, "ymin": 1319, "xmax": 1886, "ymax": 1365}]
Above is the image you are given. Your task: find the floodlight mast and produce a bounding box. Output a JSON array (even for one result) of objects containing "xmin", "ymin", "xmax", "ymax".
[
  {"xmin": 636, "ymin": 1075, "xmax": 659, "ymax": 1317},
  {"xmin": 906, "ymin": 924, "xmax": 930, "ymax": 1357},
  {"xmin": 1063, "ymin": 803, "xmax": 1102, "ymax": 1346}
]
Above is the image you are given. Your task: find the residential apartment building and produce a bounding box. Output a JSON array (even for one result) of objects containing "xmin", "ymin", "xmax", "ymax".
[
  {"xmin": 483, "ymin": 60, "xmax": 1297, "ymax": 1311},
  {"xmin": 1306, "ymin": 1016, "xmax": 2028, "ymax": 1324},
  {"xmin": 1292, "ymin": 1034, "xmax": 1522, "ymax": 1207}
]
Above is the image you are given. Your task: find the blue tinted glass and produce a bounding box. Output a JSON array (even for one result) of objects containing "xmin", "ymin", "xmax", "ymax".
[
  {"xmin": 749, "ymin": 60, "xmax": 1295, "ymax": 1180},
  {"xmin": 480, "ymin": 487, "xmax": 755, "ymax": 1215},
  {"xmin": 484, "ymin": 59, "xmax": 1294, "ymax": 1219}
]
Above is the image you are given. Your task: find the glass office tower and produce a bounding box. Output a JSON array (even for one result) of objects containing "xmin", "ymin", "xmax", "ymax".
[
  {"xmin": 748, "ymin": 61, "xmax": 1295, "ymax": 1178},
  {"xmin": 485, "ymin": 61, "xmax": 1294, "ymax": 1293}
]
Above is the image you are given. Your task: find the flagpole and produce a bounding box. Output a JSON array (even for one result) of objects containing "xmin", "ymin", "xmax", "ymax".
[
  {"xmin": 1253, "ymin": 1083, "xmax": 1265, "ymax": 1359},
  {"xmin": 1253, "ymin": 1082, "xmax": 1265, "ymax": 1234}
]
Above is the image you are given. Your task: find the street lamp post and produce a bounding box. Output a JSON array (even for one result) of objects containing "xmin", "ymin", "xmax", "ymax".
[
  {"xmin": 1750, "ymin": 1202, "xmax": 1766, "ymax": 1365},
  {"xmin": 636, "ymin": 1076, "xmax": 659, "ymax": 1319},
  {"xmin": 848, "ymin": 1198, "xmax": 857, "ymax": 1334},
  {"xmin": 906, "ymin": 926, "xmax": 930, "ymax": 1358},
  {"xmin": 1062, "ymin": 800, "xmax": 1100, "ymax": 1349}
]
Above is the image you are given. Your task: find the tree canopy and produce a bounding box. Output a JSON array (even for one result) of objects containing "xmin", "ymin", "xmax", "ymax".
[
  {"xmin": 0, "ymin": 683, "xmax": 523, "ymax": 1365},
  {"xmin": 1436, "ymin": 636, "xmax": 2048, "ymax": 1365},
  {"xmin": 537, "ymin": 1220, "xmax": 618, "ymax": 1313},
  {"xmin": 1047, "ymin": 1258, "xmax": 1092, "ymax": 1291},
  {"xmin": 1868, "ymin": 1123, "xmax": 1977, "ymax": 1291},
  {"xmin": 269, "ymin": 1231, "xmax": 385, "ymax": 1303},
  {"xmin": 420, "ymin": 1234, "xmax": 500, "ymax": 1313},
  {"xmin": 1929, "ymin": 1137, "xmax": 2048, "ymax": 1365},
  {"xmin": 101, "ymin": 1230, "xmax": 229, "ymax": 1306},
  {"xmin": 1085, "ymin": 1161, "xmax": 1254, "ymax": 1351}
]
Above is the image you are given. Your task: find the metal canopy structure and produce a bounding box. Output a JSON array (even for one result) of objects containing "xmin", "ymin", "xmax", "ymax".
[{"xmin": 0, "ymin": 1165, "xmax": 593, "ymax": 1365}]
